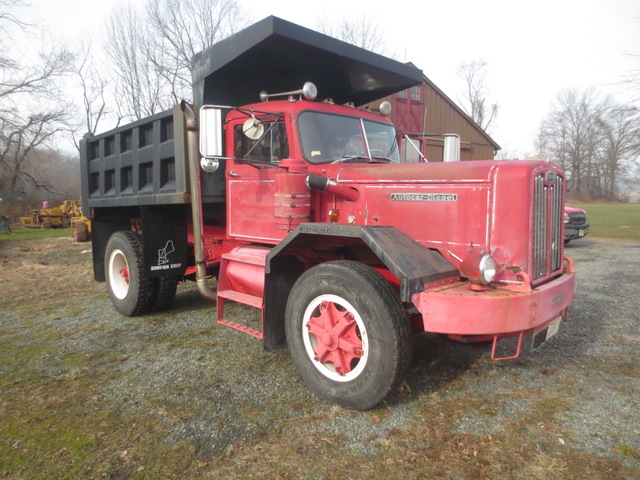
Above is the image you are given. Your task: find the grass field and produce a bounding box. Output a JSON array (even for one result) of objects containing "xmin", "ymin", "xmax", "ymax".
[
  {"xmin": 0, "ymin": 226, "xmax": 72, "ymax": 241},
  {"xmin": 571, "ymin": 202, "xmax": 640, "ymax": 241}
]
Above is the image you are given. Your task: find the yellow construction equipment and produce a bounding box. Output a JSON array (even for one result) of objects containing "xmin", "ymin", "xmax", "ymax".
[
  {"xmin": 20, "ymin": 200, "xmax": 83, "ymax": 229},
  {"xmin": 71, "ymin": 215, "xmax": 92, "ymax": 242}
]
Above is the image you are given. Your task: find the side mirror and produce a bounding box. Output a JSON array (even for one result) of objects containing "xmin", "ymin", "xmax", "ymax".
[
  {"xmin": 199, "ymin": 106, "xmax": 223, "ymax": 157},
  {"xmin": 242, "ymin": 118, "xmax": 264, "ymax": 140}
]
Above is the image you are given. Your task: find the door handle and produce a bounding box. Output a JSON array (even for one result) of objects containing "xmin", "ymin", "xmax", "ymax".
[{"xmin": 227, "ymin": 172, "xmax": 240, "ymax": 178}]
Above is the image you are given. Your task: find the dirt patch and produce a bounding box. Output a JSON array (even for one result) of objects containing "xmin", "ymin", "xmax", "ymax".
[{"xmin": 0, "ymin": 236, "xmax": 639, "ymax": 479}]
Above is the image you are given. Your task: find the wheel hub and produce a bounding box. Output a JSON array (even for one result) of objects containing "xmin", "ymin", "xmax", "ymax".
[
  {"xmin": 306, "ymin": 299, "xmax": 365, "ymax": 377},
  {"xmin": 320, "ymin": 331, "xmax": 338, "ymax": 351}
]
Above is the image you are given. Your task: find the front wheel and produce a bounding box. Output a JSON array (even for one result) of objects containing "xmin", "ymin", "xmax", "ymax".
[
  {"xmin": 285, "ymin": 261, "xmax": 411, "ymax": 410},
  {"xmin": 105, "ymin": 231, "xmax": 156, "ymax": 316}
]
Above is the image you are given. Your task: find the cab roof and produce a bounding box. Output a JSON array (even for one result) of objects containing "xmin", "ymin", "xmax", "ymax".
[{"xmin": 191, "ymin": 16, "xmax": 423, "ymax": 108}]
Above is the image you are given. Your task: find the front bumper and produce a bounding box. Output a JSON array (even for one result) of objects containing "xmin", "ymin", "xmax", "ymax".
[
  {"xmin": 564, "ymin": 223, "xmax": 590, "ymax": 241},
  {"xmin": 411, "ymin": 271, "xmax": 575, "ymax": 336}
]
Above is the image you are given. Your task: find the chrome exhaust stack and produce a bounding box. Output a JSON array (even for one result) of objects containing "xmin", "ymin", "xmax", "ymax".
[{"xmin": 180, "ymin": 100, "xmax": 217, "ymax": 301}]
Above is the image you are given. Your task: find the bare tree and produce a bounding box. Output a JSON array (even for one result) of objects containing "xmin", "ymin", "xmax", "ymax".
[
  {"xmin": 536, "ymin": 89, "xmax": 640, "ymax": 200},
  {"xmin": 1, "ymin": 110, "xmax": 71, "ymax": 192},
  {"xmin": 618, "ymin": 12, "xmax": 640, "ymax": 107},
  {"xmin": 456, "ymin": 59, "xmax": 498, "ymax": 133},
  {"xmin": 102, "ymin": 0, "xmax": 247, "ymax": 119},
  {"xmin": 537, "ymin": 89, "xmax": 605, "ymax": 198},
  {"xmin": 146, "ymin": 0, "xmax": 249, "ymax": 103},
  {"xmin": 0, "ymin": 0, "xmax": 28, "ymax": 60},
  {"xmin": 72, "ymin": 41, "xmax": 109, "ymax": 142},
  {"xmin": 0, "ymin": 0, "xmax": 74, "ymax": 194},
  {"xmin": 622, "ymin": 53, "xmax": 640, "ymax": 102},
  {"xmin": 315, "ymin": 13, "xmax": 393, "ymax": 57},
  {"xmin": 104, "ymin": 4, "xmax": 167, "ymax": 120},
  {"xmin": 0, "ymin": 45, "xmax": 71, "ymax": 104},
  {"xmin": 597, "ymin": 105, "xmax": 640, "ymax": 199}
]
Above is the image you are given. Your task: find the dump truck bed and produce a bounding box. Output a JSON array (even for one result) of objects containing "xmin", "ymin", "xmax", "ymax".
[{"xmin": 79, "ymin": 107, "xmax": 189, "ymax": 209}]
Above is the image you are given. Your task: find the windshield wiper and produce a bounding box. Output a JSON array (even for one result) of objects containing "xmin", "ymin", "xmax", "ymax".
[
  {"xmin": 332, "ymin": 155, "xmax": 371, "ymax": 164},
  {"xmin": 371, "ymin": 141, "xmax": 399, "ymax": 162}
]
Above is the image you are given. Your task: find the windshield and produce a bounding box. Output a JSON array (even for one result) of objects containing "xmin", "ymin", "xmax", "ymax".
[{"xmin": 297, "ymin": 111, "xmax": 400, "ymax": 164}]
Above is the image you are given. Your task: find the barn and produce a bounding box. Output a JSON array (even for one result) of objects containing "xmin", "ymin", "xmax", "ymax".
[{"xmin": 369, "ymin": 69, "xmax": 501, "ymax": 163}]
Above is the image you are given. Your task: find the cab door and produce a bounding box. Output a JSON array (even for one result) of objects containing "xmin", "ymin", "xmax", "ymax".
[{"xmin": 226, "ymin": 120, "xmax": 290, "ymax": 243}]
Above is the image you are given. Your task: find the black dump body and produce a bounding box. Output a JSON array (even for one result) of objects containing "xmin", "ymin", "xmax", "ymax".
[
  {"xmin": 80, "ymin": 16, "xmax": 423, "ymax": 211},
  {"xmin": 79, "ymin": 107, "xmax": 190, "ymax": 210}
]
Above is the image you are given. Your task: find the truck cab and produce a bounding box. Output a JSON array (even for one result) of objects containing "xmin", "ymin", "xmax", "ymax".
[{"xmin": 218, "ymin": 98, "xmax": 400, "ymax": 242}]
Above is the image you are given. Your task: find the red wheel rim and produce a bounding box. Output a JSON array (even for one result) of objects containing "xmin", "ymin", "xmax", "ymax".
[{"xmin": 302, "ymin": 294, "xmax": 368, "ymax": 382}]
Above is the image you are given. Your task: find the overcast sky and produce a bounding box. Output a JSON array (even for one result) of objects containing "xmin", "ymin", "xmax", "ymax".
[{"xmin": 26, "ymin": 0, "xmax": 640, "ymax": 156}]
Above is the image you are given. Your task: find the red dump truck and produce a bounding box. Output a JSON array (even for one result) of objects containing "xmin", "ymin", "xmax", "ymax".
[{"xmin": 80, "ymin": 17, "xmax": 575, "ymax": 410}]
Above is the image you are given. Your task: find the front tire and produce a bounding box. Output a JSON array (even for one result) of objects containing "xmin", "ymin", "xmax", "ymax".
[
  {"xmin": 285, "ymin": 261, "xmax": 411, "ymax": 410},
  {"xmin": 105, "ymin": 231, "xmax": 156, "ymax": 316}
]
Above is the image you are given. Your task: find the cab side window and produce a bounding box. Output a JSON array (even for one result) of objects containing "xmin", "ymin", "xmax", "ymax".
[{"xmin": 234, "ymin": 120, "xmax": 289, "ymax": 162}]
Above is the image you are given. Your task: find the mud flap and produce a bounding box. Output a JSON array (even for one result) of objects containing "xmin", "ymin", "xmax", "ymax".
[{"xmin": 142, "ymin": 206, "xmax": 188, "ymax": 278}]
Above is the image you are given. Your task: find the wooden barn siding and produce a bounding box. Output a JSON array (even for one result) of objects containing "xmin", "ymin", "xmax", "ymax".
[
  {"xmin": 367, "ymin": 75, "xmax": 499, "ymax": 162},
  {"xmin": 422, "ymin": 84, "xmax": 497, "ymax": 161}
]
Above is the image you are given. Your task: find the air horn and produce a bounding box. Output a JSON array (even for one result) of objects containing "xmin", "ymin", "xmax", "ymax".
[{"xmin": 260, "ymin": 82, "xmax": 317, "ymax": 102}]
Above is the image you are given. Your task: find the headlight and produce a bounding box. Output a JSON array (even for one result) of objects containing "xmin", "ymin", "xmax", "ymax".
[
  {"xmin": 564, "ymin": 212, "xmax": 570, "ymax": 224},
  {"xmin": 460, "ymin": 253, "xmax": 497, "ymax": 285},
  {"xmin": 478, "ymin": 255, "xmax": 497, "ymax": 284}
]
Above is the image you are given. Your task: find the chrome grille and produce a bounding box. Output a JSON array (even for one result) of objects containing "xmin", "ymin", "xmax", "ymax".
[
  {"xmin": 567, "ymin": 212, "xmax": 586, "ymax": 225},
  {"xmin": 532, "ymin": 172, "xmax": 564, "ymax": 280}
]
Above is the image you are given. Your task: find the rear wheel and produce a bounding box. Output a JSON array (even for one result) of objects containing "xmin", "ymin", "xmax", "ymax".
[
  {"xmin": 105, "ymin": 231, "xmax": 155, "ymax": 316},
  {"xmin": 285, "ymin": 260, "xmax": 411, "ymax": 410},
  {"xmin": 152, "ymin": 275, "xmax": 179, "ymax": 311}
]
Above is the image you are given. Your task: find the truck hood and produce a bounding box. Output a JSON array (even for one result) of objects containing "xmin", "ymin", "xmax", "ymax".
[
  {"xmin": 332, "ymin": 160, "xmax": 508, "ymax": 184},
  {"xmin": 564, "ymin": 206, "xmax": 586, "ymax": 214}
]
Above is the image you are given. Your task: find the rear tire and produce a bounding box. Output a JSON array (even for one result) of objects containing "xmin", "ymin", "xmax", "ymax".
[
  {"xmin": 285, "ymin": 260, "xmax": 411, "ymax": 410},
  {"xmin": 105, "ymin": 231, "xmax": 156, "ymax": 316},
  {"xmin": 152, "ymin": 276, "xmax": 179, "ymax": 311}
]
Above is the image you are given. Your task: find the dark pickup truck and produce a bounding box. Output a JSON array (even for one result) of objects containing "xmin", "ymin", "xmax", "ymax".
[{"xmin": 564, "ymin": 206, "xmax": 590, "ymax": 244}]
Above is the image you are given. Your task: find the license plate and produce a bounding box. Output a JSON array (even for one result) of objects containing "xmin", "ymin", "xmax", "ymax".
[
  {"xmin": 578, "ymin": 229, "xmax": 586, "ymax": 237},
  {"xmin": 546, "ymin": 316, "xmax": 562, "ymax": 339},
  {"xmin": 532, "ymin": 316, "xmax": 562, "ymax": 350}
]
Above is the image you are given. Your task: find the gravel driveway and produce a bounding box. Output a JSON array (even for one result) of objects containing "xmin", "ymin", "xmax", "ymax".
[{"xmin": 0, "ymin": 236, "xmax": 638, "ymax": 479}]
